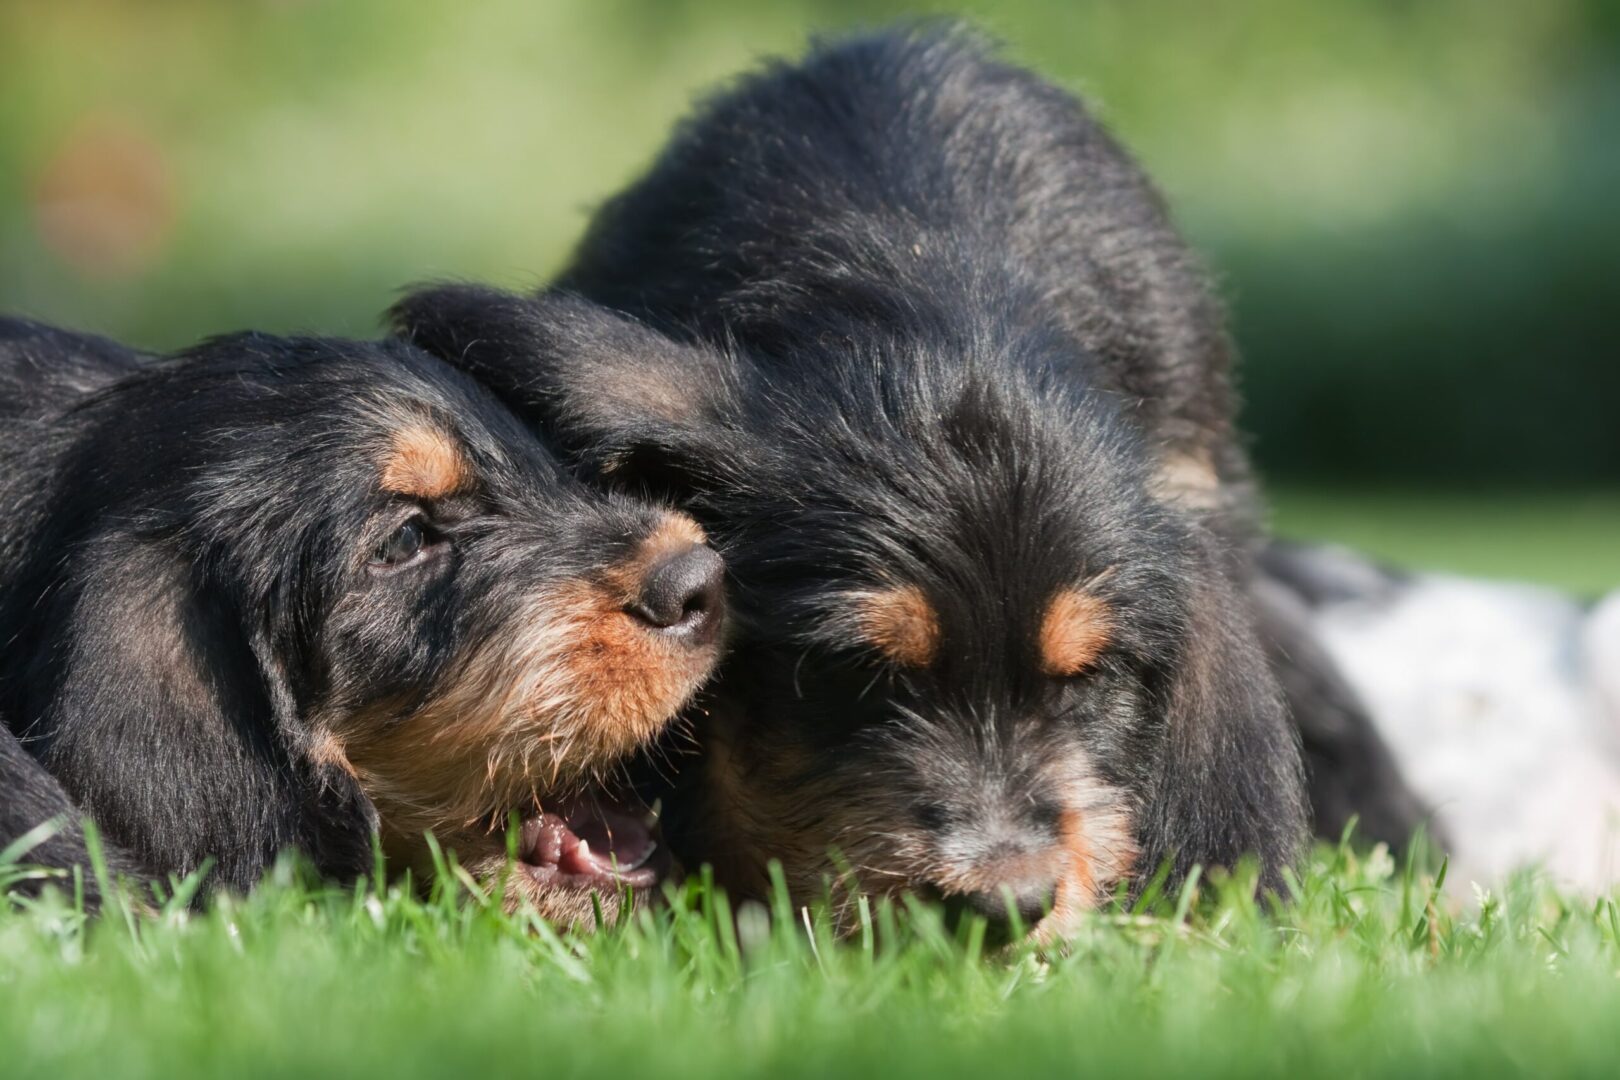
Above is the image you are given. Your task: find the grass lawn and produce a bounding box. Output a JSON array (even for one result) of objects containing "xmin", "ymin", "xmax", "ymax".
[
  {"xmin": 2, "ymin": 844, "xmax": 1618, "ymax": 1078},
  {"xmin": 1269, "ymin": 487, "xmax": 1620, "ymax": 595},
  {"xmin": 4, "ymin": 491, "xmax": 1616, "ymax": 1078}
]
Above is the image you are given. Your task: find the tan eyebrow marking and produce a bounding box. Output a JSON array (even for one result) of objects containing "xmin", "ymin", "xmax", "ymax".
[
  {"xmin": 853, "ymin": 584, "xmax": 941, "ymax": 669},
  {"xmin": 1038, "ymin": 587, "xmax": 1113, "ymax": 677},
  {"xmin": 379, "ymin": 424, "xmax": 472, "ymax": 499}
]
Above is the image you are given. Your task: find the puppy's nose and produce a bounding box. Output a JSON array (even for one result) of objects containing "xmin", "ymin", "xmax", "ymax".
[
  {"xmin": 627, "ymin": 543, "xmax": 725, "ymax": 644},
  {"xmin": 937, "ymin": 882, "xmax": 1057, "ymax": 946}
]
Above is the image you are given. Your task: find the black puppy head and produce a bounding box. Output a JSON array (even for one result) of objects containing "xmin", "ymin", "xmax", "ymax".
[
  {"xmin": 14, "ymin": 334, "xmax": 723, "ymax": 922},
  {"xmin": 396, "ymin": 287, "xmax": 1304, "ymax": 939}
]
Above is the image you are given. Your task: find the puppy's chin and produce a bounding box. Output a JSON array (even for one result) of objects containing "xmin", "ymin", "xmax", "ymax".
[{"xmin": 385, "ymin": 790, "xmax": 674, "ymax": 926}]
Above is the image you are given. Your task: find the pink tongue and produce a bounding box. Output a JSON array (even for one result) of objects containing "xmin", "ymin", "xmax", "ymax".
[{"xmin": 527, "ymin": 796, "xmax": 656, "ymax": 874}]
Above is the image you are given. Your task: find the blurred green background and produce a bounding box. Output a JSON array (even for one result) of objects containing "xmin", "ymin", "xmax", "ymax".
[{"xmin": 1, "ymin": 0, "xmax": 1615, "ymax": 588}]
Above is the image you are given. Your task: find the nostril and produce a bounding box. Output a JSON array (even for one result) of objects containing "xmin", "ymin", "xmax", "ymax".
[{"xmin": 627, "ymin": 543, "xmax": 726, "ymax": 641}]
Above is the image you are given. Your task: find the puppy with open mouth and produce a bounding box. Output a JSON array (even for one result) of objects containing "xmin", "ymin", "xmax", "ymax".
[
  {"xmin": 397, "ymin": 24, "xmax": 1307, "ymax": 942},
  {"xmin": 0, "ymin": 316, "xmax": 724, "ymax": 924}
]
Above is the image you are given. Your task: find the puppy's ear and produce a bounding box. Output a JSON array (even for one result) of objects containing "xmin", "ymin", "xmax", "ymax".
[
  {"xmin": 1135, "ymin": 558, "xmax": 1308, "ymax": 895},
  {"xmin": 28, "ymin": 537, "xmax": 376, "ymax": 894},
  {"xmin": 391, "ymin": 285, "xmax": 740, "ymax": 493}
]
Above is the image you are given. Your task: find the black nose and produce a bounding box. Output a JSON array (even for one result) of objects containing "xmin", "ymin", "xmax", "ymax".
[
  {"xmin": 937, "ymin": 883, "xmax": 1056, "ymax": 946},
  {"xmin": 627, "ymin": 543, "xmax": 725, "ymax": 644}
]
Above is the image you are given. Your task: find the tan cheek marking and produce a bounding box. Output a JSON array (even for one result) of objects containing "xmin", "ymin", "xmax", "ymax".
[
  {"xmin": 854, "ymin": 584, "xmax": 941, "ymax": 668},
  {"xmin": 1039, "ymin": 588, "xmax": 1113, "ymax": 677},
  {"xmin": 1059, "ymin": 808, "xmax": 1099, "ymax": 900},
  {"xmin": 333, "ymin": 538, "xmax": 719, "ymax": 835},
  {"xmin": 554, "ymin": 580, "xmax": 716, "ymax": 752},
  {"xmin": 379, "ymin": 424, "xmax": 471, "ymax": 499},
  {"xmin": 1037, "ymin": 807, "xmax": 1140, "ymax": 944}
]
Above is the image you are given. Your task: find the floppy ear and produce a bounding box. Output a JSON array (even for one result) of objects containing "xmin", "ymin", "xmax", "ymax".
[
  {"xmin": 391, "ymin": 285, "xmax": 740, "ymax": 492},
  {"xmin": 24, "ymin": 535, "xmax": 377, "ymax": 895},
  {"xmin": 1135, "ymin": 557, "xmax": 1308, "ymax": 895}
]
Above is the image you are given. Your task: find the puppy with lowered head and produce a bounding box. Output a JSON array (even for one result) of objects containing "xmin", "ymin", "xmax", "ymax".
[{"xmin": 398, "ymin": 24, "xmax": 1307, "ymax": 941}]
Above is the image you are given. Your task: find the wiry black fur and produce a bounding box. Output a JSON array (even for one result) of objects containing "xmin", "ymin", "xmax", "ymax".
[
  {"xmin": 0, "ymin": 316, "xmax": 701, "ymax": 907},
  {"xmin": 396, "ymin": 24, "xmax": 1311, "ymax": 921},
  {"xmin": 566, "ymin": 31, "xmax": 1250, "ymax": 516}
]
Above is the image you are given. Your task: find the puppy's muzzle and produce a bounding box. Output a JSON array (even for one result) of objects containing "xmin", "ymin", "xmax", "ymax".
[{"xmin": 919, "ymin": 872, "xmax": 1060, "ymax": 945}]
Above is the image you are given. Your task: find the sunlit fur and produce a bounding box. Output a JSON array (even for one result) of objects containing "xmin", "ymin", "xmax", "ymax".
[
  {"xmin": 396, "ymin": 24, "xmax": 1311, "ymax": 933},
  {"xmin": 848, "ymin": 585, "xmax": 942, "ymax": 669},
  {"xmin": 1038, "ymin": 587, "xmax": 1114, "ymax": 679},
  {"xmin": 0, "ymin": 317, "xmax": 720, "ymax": 922}
]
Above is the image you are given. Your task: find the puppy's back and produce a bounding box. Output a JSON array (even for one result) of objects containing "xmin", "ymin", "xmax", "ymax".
[{"xmin": 562, "ymin": 24, "xmax": 1230, "ymax": 448}]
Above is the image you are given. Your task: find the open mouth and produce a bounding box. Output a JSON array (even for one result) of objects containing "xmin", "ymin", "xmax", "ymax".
[{"xmin": 515, "ymin": 792, "xmax": 671, "ymax": 892}]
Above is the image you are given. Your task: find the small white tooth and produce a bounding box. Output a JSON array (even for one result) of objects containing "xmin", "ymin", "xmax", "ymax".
[{"xmin": 576, "ymin": 838, "xmax": 591, "ymax": 861}]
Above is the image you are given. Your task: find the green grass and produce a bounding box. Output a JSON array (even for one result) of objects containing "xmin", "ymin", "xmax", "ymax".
[
  {"xmin": 2, "ymin": 491, "xmax": 1616, "ymax": 1078},
  {"xmin": 1270, "ymin": 487, "xmax": 1620, "ymax": 595},
  {"xmin": 4, "ymin": 840, "xmax": 1619, "ymax": 1078}
]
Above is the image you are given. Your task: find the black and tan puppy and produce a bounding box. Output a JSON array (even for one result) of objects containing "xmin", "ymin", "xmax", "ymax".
[
  {"xmin": 0, "ymin": 317, "xmax": 723, "ymax": 923},
  {"xmin": 397, "ymin": 25, "xmax": 1307, "ymax": 939}
]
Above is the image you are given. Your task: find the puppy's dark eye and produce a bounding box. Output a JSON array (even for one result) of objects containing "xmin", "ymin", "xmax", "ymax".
[{"xmin": 371, "ymin": 517, "xmax": 441, "ymax": 570}]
